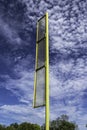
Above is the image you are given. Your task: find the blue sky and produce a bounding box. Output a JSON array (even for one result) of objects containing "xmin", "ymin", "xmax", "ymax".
[{"xmin": 0, "ymin": 0, "xmax": 87, "ymax": 130}]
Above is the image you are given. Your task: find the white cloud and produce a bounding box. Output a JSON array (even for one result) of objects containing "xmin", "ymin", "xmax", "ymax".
[
  {"xmin": 0, "ymin": 104, "xmax": 45, "ymax": 125},
  {"xmin": 4, "ymin": 70, "xmax": 34, "ymax": 104},
  {"xmin": 49, "ymin": 55, "xmax": 87, "ymax": 128},
  {"xmin": 0, "ymin": 17, "xmax": 22, "ymax": 45}
]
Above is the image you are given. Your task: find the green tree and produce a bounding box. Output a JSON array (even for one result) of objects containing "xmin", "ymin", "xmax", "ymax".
[
  {"xmin": 0, "ymin": 124, "xmax": 6, "ymax": 130},
  {"xmin": 17, "ymin": 122, "xmax": 40, "ymax": 130},
  {"xmin": 57, "ymin": 120, "xmax": 75, "ymax": 130},
  {"xmin": 0, "ymin": 122, "xmax": 40, "ymax": 130},
  {"xmin": 6, "ymin": 126, "xmax": 15, "ymax": 130},
  {"xmin": 60, "ymin": 114, "xmax": 69, "ymax": 121},
  {"xmin": 41, "ymin": 115, "xmax": 78, "ymax": 130},
  {"xmin": 10, "ymin": 123, "xmax": 18, "ymax": 129}
]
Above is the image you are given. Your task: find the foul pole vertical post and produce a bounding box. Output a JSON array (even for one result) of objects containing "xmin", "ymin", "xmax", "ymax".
[{"xmin": 45, "ymin": 12, "xmax": 49, "ymax": 130}]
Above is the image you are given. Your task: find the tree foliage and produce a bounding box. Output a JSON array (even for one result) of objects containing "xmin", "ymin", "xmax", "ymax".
[
  {"xmin": 0, "ymin": 115, "xmax": 78, "ymax": 130},
  {"xmin": 0, "ymin": 122, "xmax": 40, "ymax": 130},
  {"xmin": 41, "ymin": 114, "xmax": 78, "ymax": 130}
]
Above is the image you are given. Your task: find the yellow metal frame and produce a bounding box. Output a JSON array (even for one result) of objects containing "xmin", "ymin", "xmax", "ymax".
[
  {"xmin": 33, "ymin": 22, "xmax": 38, "ymax": 108},
  {"xmin": 33, "ymin": 12, "xmax": 49, "ymax": 130},
  {"xmin": 45, "ymin": 12, "xmax": 49, "ymax": 130}
]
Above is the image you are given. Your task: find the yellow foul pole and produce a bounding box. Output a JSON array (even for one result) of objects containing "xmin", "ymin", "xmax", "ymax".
[
  {"xmin": 33, "ymin": 12, "xmax": 50, "ymax": 129},
  {"xmin": 45, "ymin": 12, "xmax": 49, "ymax": 130}
]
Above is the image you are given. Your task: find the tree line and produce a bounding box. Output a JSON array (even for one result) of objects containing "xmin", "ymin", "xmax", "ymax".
[
  {"xmin": 0, "ymin": 115, "xmax": 79, "ymax": 130},
  {"xmin": 41, "ymin": 114, "xmax": 79, "ymax": 130},
  {"xmin": 0, "ymin": 122, "xmax": 40, "ymax": 130}
]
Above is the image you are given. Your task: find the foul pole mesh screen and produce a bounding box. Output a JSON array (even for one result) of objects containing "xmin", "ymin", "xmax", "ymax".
[{"xmin": 33, "ymin": 15, "xmax": 46, "ymax": 108}]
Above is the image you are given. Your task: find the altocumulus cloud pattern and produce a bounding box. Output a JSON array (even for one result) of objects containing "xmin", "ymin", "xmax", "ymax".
[{"xmin": 0, "ymin": 0, "xmax": 87, "ymax": 130}]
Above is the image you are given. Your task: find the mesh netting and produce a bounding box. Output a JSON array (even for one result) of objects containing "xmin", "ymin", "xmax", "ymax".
[
  {"xmin": 38, "ymin": 17, "xmax": 45, "ymax": 41},
  {"xmin": 35, "ymin": 67, "xmax": 45, "ymax": 107},
  {"xmin": 38, "ymin": 39, "xmax": 46, "ymax": 68}
]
